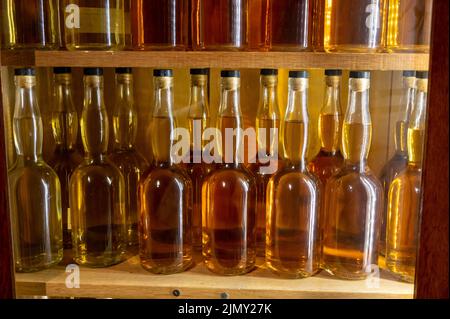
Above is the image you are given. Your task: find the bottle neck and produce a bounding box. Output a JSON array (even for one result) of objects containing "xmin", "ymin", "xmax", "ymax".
[
  {"xmin": 114, "ymin": 74, "xmax": 137, "ymax": 150},
  {"xmin": 394, "ymin": 77, "xmax": 416, "ymax": 154},
  {"xmin": 407, "ymin": 79, "xmax": 427, "ymax": 167},
  {"xmin": 188, "ymin": 75, "xmax": 209, "ymax": 155},
  {"xmin": 320, "ymin": 75, "xmax": 342, "ymax": 153},
  {"xmin": 257, "ymin": 77, "xmax": 280, "ymax": 157}
]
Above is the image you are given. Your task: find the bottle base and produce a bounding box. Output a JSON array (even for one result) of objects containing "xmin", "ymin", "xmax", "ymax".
[
  {"xmin": 386, "ymin": 45, "xmax": 430, "ymax": 54},
  {"xmin": 74, "ymin": 253, "xmax": 126, "ymax": 268},
  {"xmin": 322, "ymin": 263, "xmax": 375, "ymax": 280},
  {"xmin": 204, "ymin": 260, "xmax": 256, "ymax": 276},
  {"xmin": 267, "ymin": 262, "xmax": 318, "ymax": 279},
  {"xmin": 15, "ymin": 252, "xmax": 63, "ymax": 273},
  {"xmin": 65, "ymin": 44, "xmax": 125, "ymax": 51},
  {"xmin": 140, "ymin": 258, "xmax": 194, "ymax": 275},
  {"xmin": 324, "ymin": 45, "xmax": 384, "ymax": 53}
]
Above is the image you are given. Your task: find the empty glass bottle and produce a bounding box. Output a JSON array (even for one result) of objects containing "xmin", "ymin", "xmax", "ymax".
[
  {"xmin": 9, "ymin": 68, "xmax": 63, "ymax": 272},
  {"xmin": 70, "ymin": 68, "xmax": 127, "ymax": 267}
]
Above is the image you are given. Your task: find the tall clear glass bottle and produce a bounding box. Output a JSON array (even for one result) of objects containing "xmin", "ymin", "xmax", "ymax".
[
  {"xmin": 250, "ymin": 69, "xmax": 281, "ymax": 256},
  {"xmin": 48, "ymin": 67, "xmax": 82, "ymax": 250},
  {"xmin": 69, "ymin": 68, "xmax": 127, "ymax": 267},
  {"xmin": 8, "ymin": 68, "xmax": 63, "ymax": 272},
  {"xmin": 203, "ymin": 70, "xmax": 257, "ymax": 275},
  {"xmin": 139, "ymin": 69, "xmax": 193, "ymax": 274},
  {"xmin": 322, "ymin": 71, "xmax": 383, "ymax": 280},
  {"xmin": 185, "ymin": 68, "xmax": 211, "ymax": 249},
  {"xmin": 379, "ymin": 71, "xmax": 416, "ymax": 256},
  {"xmin": 62, "ymin": 0, "xmax": 125, "ymax": 50},
  {"xmin": 266, "ymin": 71, "xmax": 320, "ymax": 278},
  {"xmin": 386, "ymin": 71, "xmax": 428, "ymax": 283},
  {"xmin": 109, "ymin": 68, "xmax": 149, "ymax": 248}
]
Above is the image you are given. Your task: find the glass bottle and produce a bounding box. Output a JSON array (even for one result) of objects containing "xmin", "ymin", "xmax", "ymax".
[
  {"xmin": 185, "ymin": 68, "xmax": 211, "ymax": 250},
  {"xmin": 308, "ymin": 70, "xmax": 344, "ymax": 256},
  {"xmin": 48, "ymin": 67, "xmax": 83, "ymax": 250},
  {"xmin": 8, "ymin": 68, "xmax": 63, "ymax": 272},
  {"xmin": 322, "ymin": 71, "xmax": 383, "ymax": 280},
  {"xmin": 249, "ymin": 69, "xmax": 281, "ymax": 256},
  {"xmin": 323, "ymin": 0, "xmax": 387, "ymax": 52},
  {"xmin": 62, "ymin": 0, "xmax": 125, "ymax": 50},
  {"xmin": 202, "ymin": 70, "xmax": 257, "ymax": 275},
  {"xmin": 379, "ymin": 71, "xmax": 416, "ymax": 257},
  {"xmin": 192, "ymin": 0, "xmax": 248, "ymax": 50},
  {"xmin": 139, "ymin": 69, "xmax": 193, "ymax": 274},
  {"xmin": 130, "ymin": 0, "xmax": 188, "ymax": 50},
  {"xmin": 70, "ymin": 68, "xmax": 127, "ymax": 267},
  {"xmin": 266, "ymin": 71, "xmax": 320, "ymax": 278},
  {"xmin": 248, "ymin": 0, "xmax": 270, "ymax": 50},
  {"xmin": 109, "ymin": 68, "xmax": 149, "ymax": 248},
  {"xmin": 386, "ymin": 71, "xmax": 428, "ymax": 283},
  {"xmin": 0, "ymin": 0, "xmax": 60, "ymax": 49},
  {"xmin": 387, "ymin": 0, "xmax": 433, "ymax": 53}
]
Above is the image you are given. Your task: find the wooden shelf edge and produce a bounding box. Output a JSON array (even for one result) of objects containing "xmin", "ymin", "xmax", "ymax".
[{"xmin": 1, "ymin": 50, "xmax": 429, "ymax": 70}]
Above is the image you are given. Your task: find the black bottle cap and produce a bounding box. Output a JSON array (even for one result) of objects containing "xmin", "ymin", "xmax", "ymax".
[
  {"xmin": 349, "ymin": 71, "xmax": 370, "ymax": 79},
  {"xmin": 153, "ymin": 69, "xmax": 173, "ymax": 77},
  {"xmin": 14, "ymin": 68, "xmax": 35, "ymax": 76},
  {"xmin": 289, "ymin": 70, "xmax": 308, "ymax": 78},
  {"xmin": 84, "ymin": 68, "xmax": 103, "ymax": 76},
  {"xmin": 325, "ymin": 69, "xmax": 342, "ymax": 76},
  {"xmin": 221, "ymin": 70, "xmax": 240, "ymax": 78},
  {"xmin": 416, "ymin": 71, "xmax": 429, "ymax": 79},
  {"xmin": 115, "ymin": 67, "xmax": 132, "ymax": 74},
  {"xmin": 260, "ymin": 69, "xmax": 278, "ymax": 76},
  {"xmin": 402, "ymin": 70, "xmax": 416, "ymax": 77},
  {"xmin": 53, "ymin": 67, "xmax": 71, "ymax": 74},
  {"xmin": 190, "ymin": 68, "xmax": 209, "ymax": 75}
]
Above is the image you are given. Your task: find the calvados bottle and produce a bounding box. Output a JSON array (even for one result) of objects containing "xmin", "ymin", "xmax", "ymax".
[
  {"xmin": 322, "ymin": 71, "xmax": 383, "ymax": 280},
  {"xmin": 203, "ymin": 70, "xmax": 257, "ymax": 275},
  {"xmin": 266, "ymin": 71, "xmax": 320, "ymax": 278},
  {"xmin": 1, "ymin": 0, "xmax": 60, "ymax": 49},
  {"xmin": 386, "ymin": 71, "xmax": 428, "ymax": 283},
  {"xmin": 62, "ymin": 0, "xmax": 125, "ymax": 50},
  {"xmin": 192, "ymin": 0, "xmax": 248, "ymax": 50},
  {"xmin": 109, "ymin": 68, "xmax": 149, "ymax": 247},
  {"xmin": 130, "ymin": 0, "xmax": 188, "ymax": 50},
  {"xmin": 48, "ymin": 67, "xmax": 83, "ymax": 250},
  {"xmin": 387, "ymin": 0, "xmax": 433, "ymax": 53},
  {"xmin": 321, "ymin": 0, "xmax": 387, "ymax": 52},
  {"xmin": 70, "ymin": 68, "xmax": 127, "ymax": 267},
  {"xmin": 8, "ymin": 68, "xmax": 63, "ymax": 272},
  {"xmin": 185, "ymin": 68, "xmax": 211, "ymax": 249},
  {"xmin": 250, "ymin": 69, "xmax": 281, "ymax": 256},
  {"xmin": 378, "ymin": 70, "xmax": 416, "ymax": 256},
  {"xmin": 139, "ymin": 69, "xmax": 193, "ymax": 274}
]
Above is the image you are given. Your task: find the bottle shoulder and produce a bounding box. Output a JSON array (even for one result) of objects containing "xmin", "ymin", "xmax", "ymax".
[
  {"xmin": 141, "ymin": 164, "xmax": 192, "ymax": 188},
  {"xmin": 204, "ymin": 165, "xmax": 256, "ymax": 186},
  {"xmin": 72, "ymin": 159, "xmax": 123, "ymax": 180},
  {"xmin": 8, "ymin": 161, "xmax": 60, "ymax": 186},
  {"xmin": 109, "ymin": 149, "xmax": 149, "ymax": 171}
]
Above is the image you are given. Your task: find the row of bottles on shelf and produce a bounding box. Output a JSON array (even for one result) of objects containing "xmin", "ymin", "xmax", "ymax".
[
  {"xmin": 0, "ymin": 0, "xmax": 432, "ymax": 53},
  {"xmin": 8, "ymin": 66, "xmax": 427, "ymax": 283}
]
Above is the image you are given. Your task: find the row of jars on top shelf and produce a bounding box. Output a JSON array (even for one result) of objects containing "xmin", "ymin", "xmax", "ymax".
[
  {"xmin": 0, "ymin": 0, "xmax": 432, "ymax": 52},
  {"xmin": 9, "ymin": 65, "xmax": 427, "ymax": 283}
]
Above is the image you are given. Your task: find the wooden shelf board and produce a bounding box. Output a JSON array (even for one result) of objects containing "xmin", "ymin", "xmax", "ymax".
[
  {"xmin": 15, "ymin": 255, "xmax": 414, "ymax": 299},
  {"xmin": 1, "ymin": 50, "xmax": 429, "ymax": 70}
]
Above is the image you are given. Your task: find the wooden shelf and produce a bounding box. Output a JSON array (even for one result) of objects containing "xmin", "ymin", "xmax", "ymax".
[
  {"xmin": 15, "ymin": 255, "xmax": 413, "ymax": 299},
  {"xmin": 1, "ymin": 50, "xmax": 429, "ymax": 70}
]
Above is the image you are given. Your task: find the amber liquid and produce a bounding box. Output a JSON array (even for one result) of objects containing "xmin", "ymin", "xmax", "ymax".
[
  {"xmin": 248, "ymin": 0, "xmax": 270, "ymax": 50},
  {"xmin": 130, "ymin": 0, "xmax": 188, "ymax": 50},
  {"xmin": 193, "ymin": 0, "xmax": 248, "ymax": 50}
]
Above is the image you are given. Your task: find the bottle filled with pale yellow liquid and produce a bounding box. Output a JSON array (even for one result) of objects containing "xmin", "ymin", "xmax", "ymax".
[
  {"xmin": 8, "ymin": 68, "xmax": 63, "ymax": 272},
  {"xmin": 69, "ymin": 68, "xmax": 127, "ymax": 267},
  {"xmin": 386, "ymin": 71, "xmax": 428, "ymax": 282},
  {"xmin": 266, "ymin": 71, "xmax": 320, "ymax": 278},
  {"xmin": 139, "ymin": 69, "xmax": 193, "ymax": 274},
  {"xmin": 322, "ymin": 71, "xmax": 383, "ymax": 280}
]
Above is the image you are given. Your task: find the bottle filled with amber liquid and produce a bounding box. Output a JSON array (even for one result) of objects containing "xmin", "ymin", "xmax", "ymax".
[
  {"xmin": 202, "ymin": 70, "xmax": 257, "ymax": 275},
  {"xmin": 1, "ymin": 0, "xmax": 60, "ymax": 49},
  {"xmin": 308, "ymin": 69, "xmax": 344, "ymax": 256},
  {"xmin": 185, "ymin": 68, "xmax": 211, "ymax": 250},
  {"xmin": 322, "ymin": 71, "xmax": 383, "ymax": 280},
  {"xmin": 70, "ymin": 68, "xmax": 127, "ymax": 267},
  {"xmin": 130, "ymin": 0, "xmax": 188, "ymax": 50},
  {"xmin": 8, "ymin": 68, "xmax": 63, "ymax": 272},
  {"xmin": 109, "ymin": 68, "xmax": 149, "ymax": 248},
  {"xmin": 249, "ymin": 69, "xmax": 281, "ymax": 256},
  {"xmin": 379, "ymin": 71, "xmax": 416, "ymax": 257},
  {"xmin": 192, "ymin": 0, "xmax": 248, "ymax": 50},
  {"xmin": 266, "ymin": 71, "xmax": 320, "ymax": 278},
  {"xmin": 387, "ymin": 0, "xmax": 433, "ymax": 53},
  {"xmin": 139, "ymin": 69, "xmax": 193, "ymax": 274},
  {"xmin": 62, "ymin": 0, "xmax": 125, "ymax": 50},
  {"xmin": 386, "ymin": 71, "xmax": 428, "ymax": 283},
  {"xmin": 48, "ymin": 67, "xmax": 83, "ymax": 250}
]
